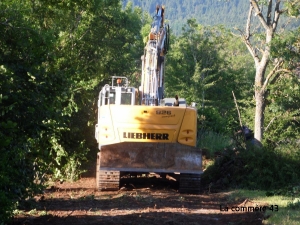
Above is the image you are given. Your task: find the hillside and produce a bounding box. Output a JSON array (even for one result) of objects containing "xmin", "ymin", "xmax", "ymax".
[{"xmin": 123, "ymin": 0, "xmax": 299, "ymax": 35}]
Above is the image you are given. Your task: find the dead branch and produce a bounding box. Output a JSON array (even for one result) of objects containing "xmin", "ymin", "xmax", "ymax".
[
  {"xmin": 250, "ymin": 0, "xmax": 268, "ymax": 30},
  {"xmin": 265, "ymin": 117, "xmax": 276, "ymax": 132},
  {"xmin": 273, "ymin": 0, "xmax": 283, "ymax": 32},
  {"xmin": 245, "ymin": 3, "xmax": 253, "ymax": 40},
  {"xmin": 267, "ymin": 0, "xmax": 273, "ymax": 26},
  {"xmin": 240, "ymin": 32, "xmax": 258, "ymax": 64},
  {"xmin": 269, "ymin": 68, "xmax": 291, "ymax": 85},
  {"xmin": 262, "ymin": 59, "xmax": 292, "ymax": 90},
  {"xmin": 238, "ymin": 198, "xmax": 250, "ymax": 207},
  {"xmin": 1, "ymin": 19, "xmax": 12, "ymax": 27},
  {"xmin": 243, "ymin": 2, "xmax": 259, "ymax": 64},
  {"xmin": 232, "ymin": 91, "xmax": 243, "ymax": 130}
]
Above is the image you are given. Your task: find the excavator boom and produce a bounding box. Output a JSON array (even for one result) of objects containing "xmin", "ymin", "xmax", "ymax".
[{"xmin": 141, "ymin": 5, "xmax": 169, "ymax": 105}]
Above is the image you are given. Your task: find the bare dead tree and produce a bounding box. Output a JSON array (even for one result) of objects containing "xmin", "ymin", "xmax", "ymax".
[{"xmin": 238, "ymin": 0, "xmax": 290, "ymax": 145}]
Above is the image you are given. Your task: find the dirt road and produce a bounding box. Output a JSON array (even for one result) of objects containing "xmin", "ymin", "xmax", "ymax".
[{"xmin": 12, "ymin": 175, "xmax": 264, "ymax": 225}]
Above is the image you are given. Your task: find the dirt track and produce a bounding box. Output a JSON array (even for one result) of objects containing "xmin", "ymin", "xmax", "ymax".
[{"xmin": 12, "ymin": 175, "xmax": 265, "ymax": 225}]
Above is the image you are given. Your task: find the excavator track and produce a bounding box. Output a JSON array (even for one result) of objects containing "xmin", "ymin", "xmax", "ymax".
[
  {"xmin": 179, "ymin": 173, "xmax": 201, "ymax": 194},
  {"xmin": 96, "ymin": 152, "xmax": 120, "ymax": 191}
]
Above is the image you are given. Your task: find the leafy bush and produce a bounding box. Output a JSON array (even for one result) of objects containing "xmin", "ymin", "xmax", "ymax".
[
  {"xmin": 198, "ymin": 130, "xmax": 232, "ymax": 158},
  {"xmin": 0, "ymin": 0, "xmax": 142, "ymax": 222},
  {"xmin": 201, "ymin": 143, "xmax": 300, "ymax": 191},
  {"xmin": 0, "ymin": 137, "xmax": 44, "ymax": 224}
]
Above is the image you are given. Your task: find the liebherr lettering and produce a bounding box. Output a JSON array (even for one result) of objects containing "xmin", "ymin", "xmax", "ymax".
[{"xmin": 123, "ymin": 132, "xmax": 169, "ymax": 140}]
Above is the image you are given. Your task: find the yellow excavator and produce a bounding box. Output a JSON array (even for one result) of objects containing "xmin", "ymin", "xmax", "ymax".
[{"xmin": 95, "ymin": 5, "xmax": 202, "ymax": 193}]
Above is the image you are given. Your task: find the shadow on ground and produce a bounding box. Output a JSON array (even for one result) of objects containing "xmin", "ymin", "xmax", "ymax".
[{"xmin": 11, "ymin": 176, "xmax": 264, "ymax": 225}]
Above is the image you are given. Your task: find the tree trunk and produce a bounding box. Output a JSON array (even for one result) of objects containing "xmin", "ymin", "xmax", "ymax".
[
  {"xmin": 253, "ymin": 30, "xmax": 272, "ymax": 145},
  {"xmin": 253, "ymin": 52, "xmax": 269, "ymax": 144},
  {"xmin": 254, "ymin": 89, "xmax": 265, "ymax": 143}
]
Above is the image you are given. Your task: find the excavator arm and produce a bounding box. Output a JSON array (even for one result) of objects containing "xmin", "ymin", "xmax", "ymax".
[{"xmin": 140, "ymin": 5, "xmax": 169, "ymax": 106}]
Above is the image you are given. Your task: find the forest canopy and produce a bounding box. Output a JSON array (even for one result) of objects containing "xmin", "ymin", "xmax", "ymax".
[{"xmin": 123, "ymin": 0, "xmax": 300, "ymax": 35}]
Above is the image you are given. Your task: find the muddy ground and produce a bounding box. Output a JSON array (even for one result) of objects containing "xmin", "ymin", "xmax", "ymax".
[{"xmin": 12, "ymin": 169, "xmax": 267, "ymax": 225}]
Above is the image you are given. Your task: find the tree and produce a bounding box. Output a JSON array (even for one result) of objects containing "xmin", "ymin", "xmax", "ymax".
[
  {"xmin": 123, "ymin": 0, "xmax": 300, "ymax": 35},
  {"xmin": 0, "ymin": 0, "xmax": 143, "ymax": 221},
  {"xmin": 263, "ymin": 27, "xmax": 300, "ymax": 148},
  {"xmin": 165, "ymin": 19, "xmax": 246, "ymax": 134},
  {"xmin": 238, "ymin": 0, "xmax": 300, "ymax": 145}
]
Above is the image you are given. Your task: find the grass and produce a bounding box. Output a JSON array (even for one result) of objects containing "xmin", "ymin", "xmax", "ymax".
[
  {"xmin": 198, "ymin": 130, "xmax": 232, "ymax": 158},
  {"xmin": 227, "ymin": 189, "xmax": 300, "ymax": 225}
]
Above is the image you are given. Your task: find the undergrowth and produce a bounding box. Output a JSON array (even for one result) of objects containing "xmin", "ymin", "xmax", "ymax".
[
  {"xmin": 198, "ymin": 130, "xmax": 232, "ymax": 158},
  {"xmin": 201, "ymin": 143, "xmax": 300, "ymax": 191}
]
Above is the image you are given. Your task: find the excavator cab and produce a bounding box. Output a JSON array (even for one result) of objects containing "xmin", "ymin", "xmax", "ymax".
[{"xmin": 99, "ymin": 76, "xmax": 136, "ymax": 106}]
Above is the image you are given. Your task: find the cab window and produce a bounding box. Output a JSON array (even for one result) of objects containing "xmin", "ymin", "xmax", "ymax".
[
  {"xmin": 109, "ymin": 93, "xmax": 115, "ymax": 104},
  {"xmin": 121, "ymin": 93, "xmax": 132, "ymax": 105}
]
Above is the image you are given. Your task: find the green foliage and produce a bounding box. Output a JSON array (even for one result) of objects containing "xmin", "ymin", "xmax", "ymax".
[
  {"xmin": 123, "ymin": 0, "xmax": 300, "ymax": 35},
  {"xmin": 0, "ymin": 0, "xmax": 143, "ymax": 222},
  {"xmin": 284, "ymin": 0, "xmax": 300, "ymax": 18},
  {"xmin": 165, "ymin": 20, "xmax": 254, "ymax": 135},
  {"xmin": 264, "ymin": 29, "xmax": 300, "ymax": 146},
  {"xmin": 202, "ymin": 144, "xmax": 300, "ymax": 191},
  {"xmin": 198, "ymin": 130, "xmax": 232, "ymax": 158},
  {"xmin": 165, "ymin": 20, "xmax": 222, "ymax": 109},
  {"xmin": 198, "ymin": 108, "xmax": 230, "ymax": 133}
]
